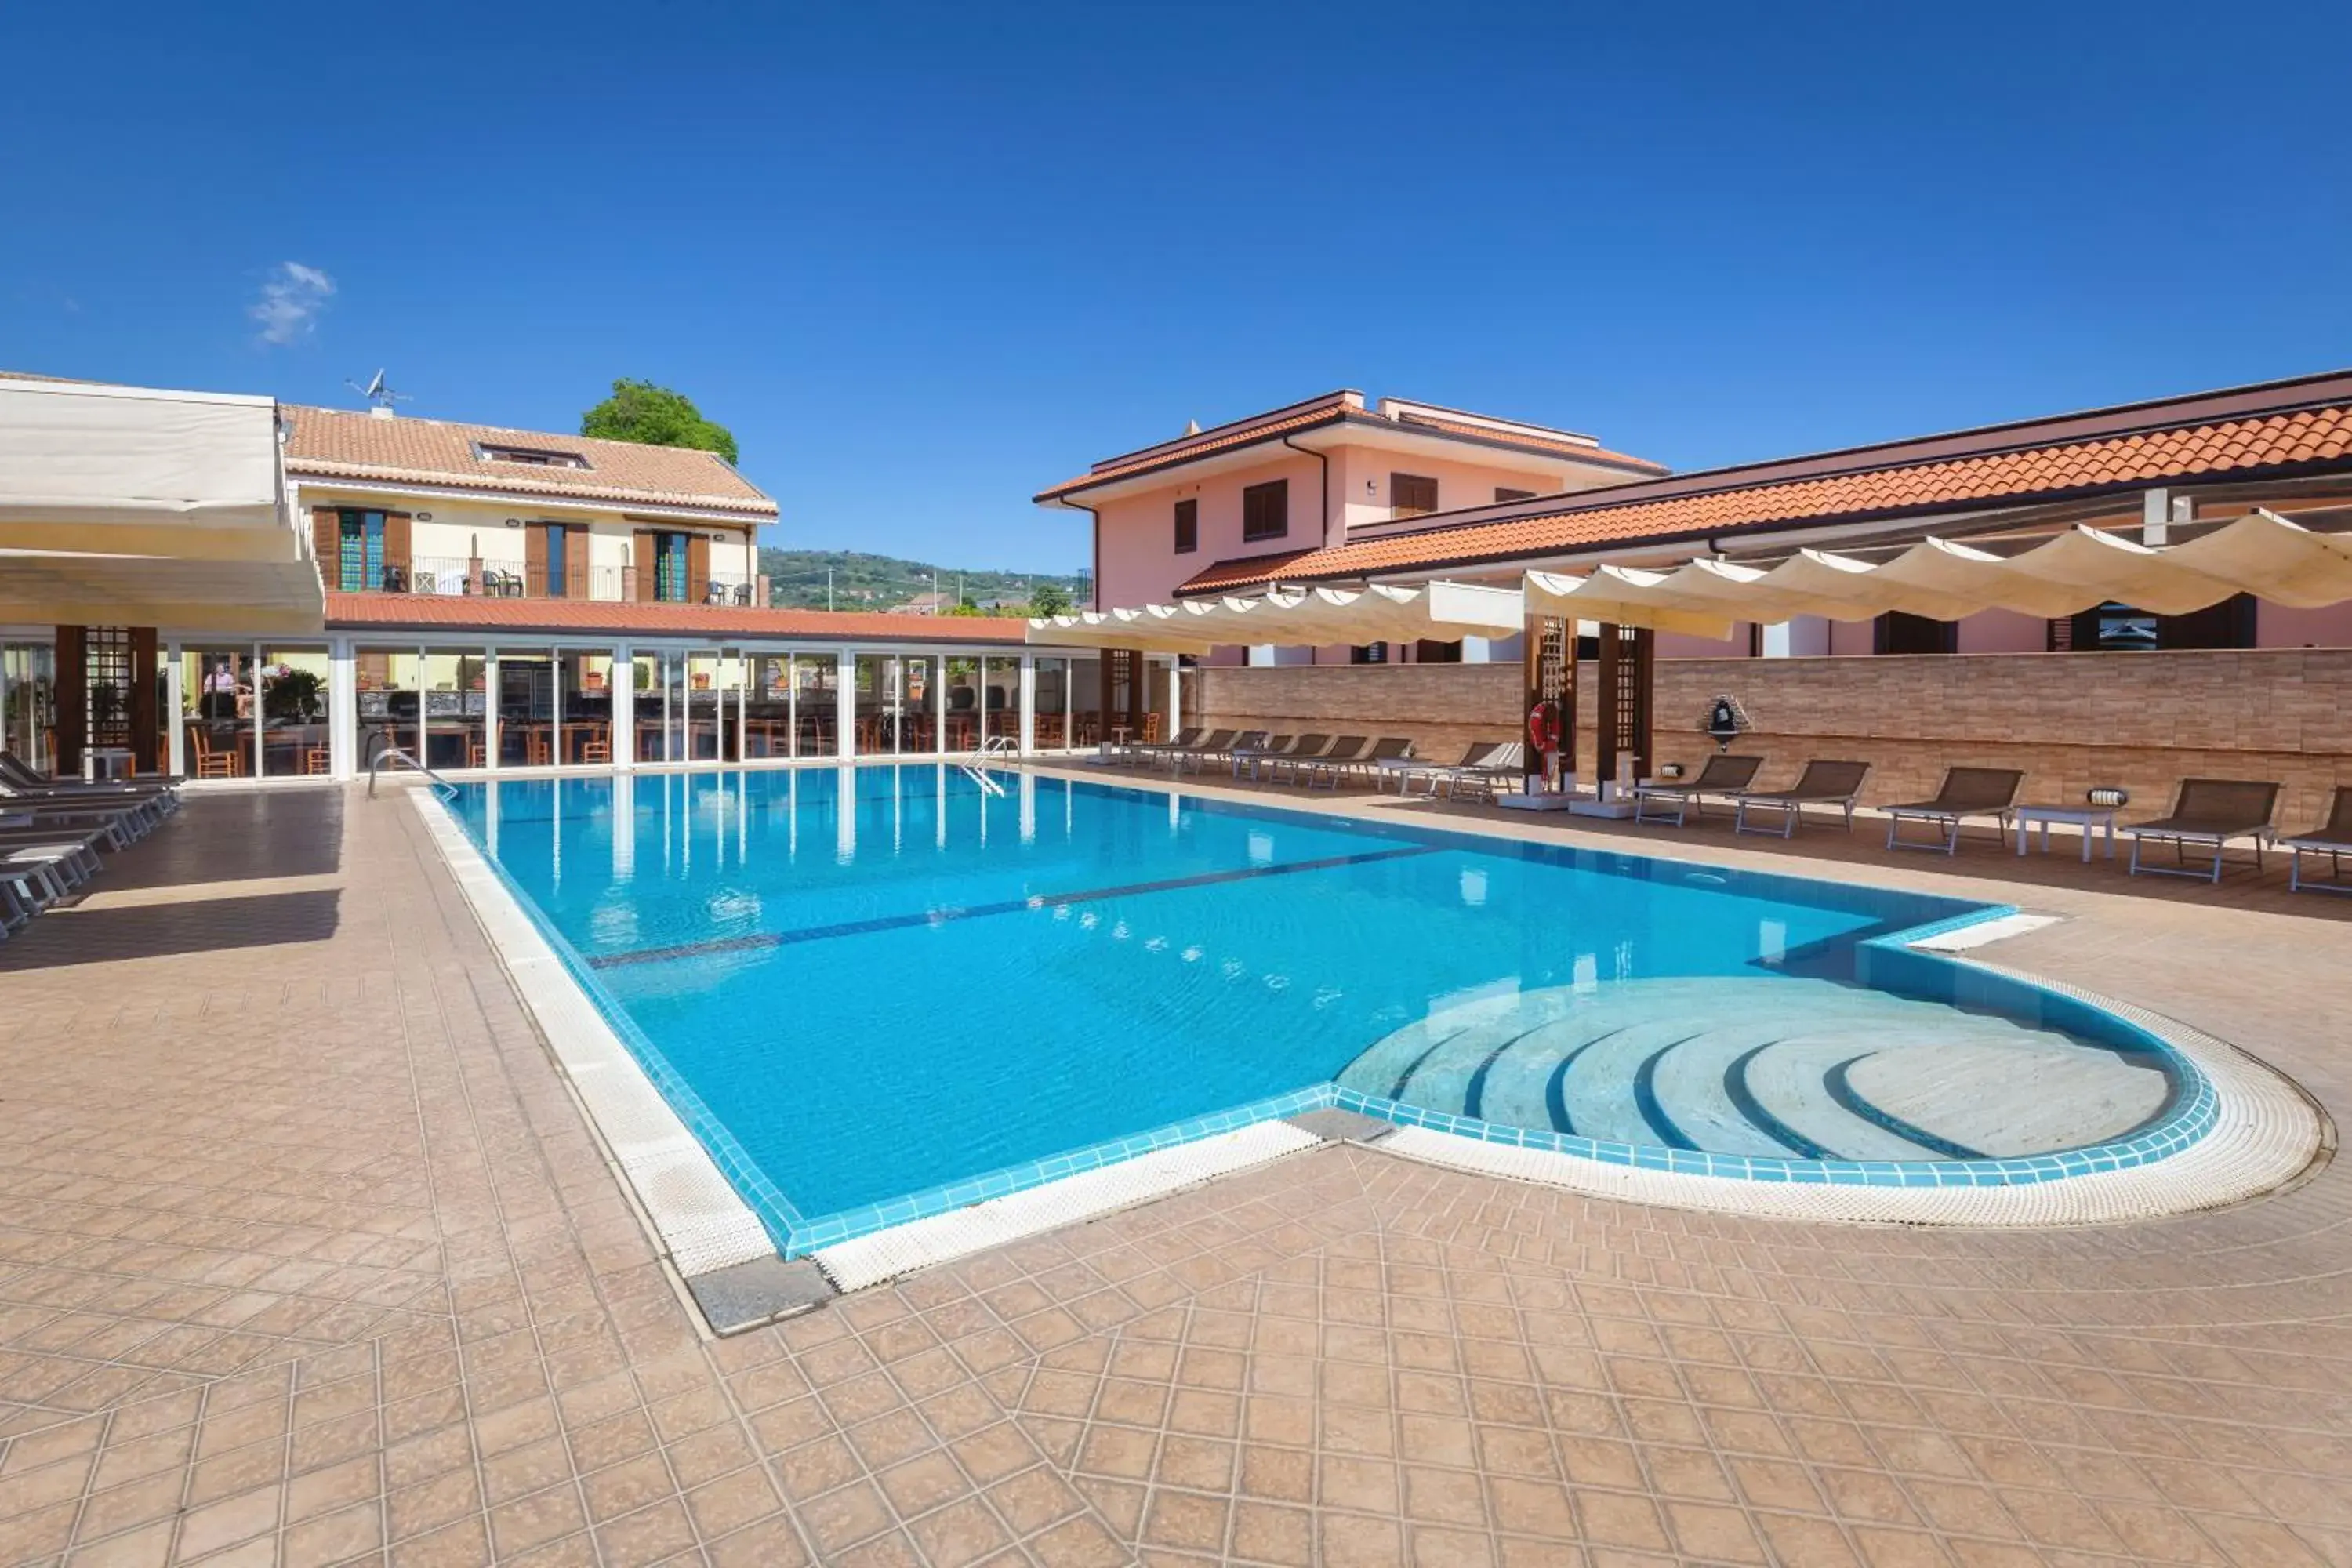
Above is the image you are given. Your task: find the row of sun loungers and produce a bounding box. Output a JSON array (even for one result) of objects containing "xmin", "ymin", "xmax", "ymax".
[
  {"xmin": 1100, "ymin": 728, "xmax": 2346, "ymax": 893},
  {"xmin": 1630, "ymin": 752, "xmax": 2350, "ymax": 891},
  {"xmin": 0, "ymin": 751, "xmax": 180, "ymax": 938}
]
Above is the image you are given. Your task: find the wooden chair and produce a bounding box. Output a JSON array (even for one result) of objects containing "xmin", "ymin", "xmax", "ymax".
[
  {"xmin": 188, "ymin": 724, "xmax": 239, "ymax": 779},
  {"xmin": 304, "ymin": 747, "xmax": 331, "ymax": 775},
  {"xmin": 579, "ymin": 726, "xmax": 612, "ymax": 765}
]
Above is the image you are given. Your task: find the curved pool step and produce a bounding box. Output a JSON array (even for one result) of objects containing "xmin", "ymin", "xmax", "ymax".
[{"xmin": 1338, "ymin": 975, "xmax": 2162, "ymax": 1162}]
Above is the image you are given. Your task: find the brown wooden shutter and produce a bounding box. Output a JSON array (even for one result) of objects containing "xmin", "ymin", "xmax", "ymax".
[
  {"xmin": 633, "ymin": 531, "xmax": 656, "ymax": 601},
  {"xmin": 524, "ymin": 522, "xmax": 549, "ymax": 597},
  {"xmin": 311, "ymin": 507, "xmax": 340, "ymax": 584},
  {"xmin": 383, "ymin": 512, "xmax": 412, "ymax": 580},
  {"xmin": 688, "ymin": 533, "xmax": 711, "ymax": 604},
  {"xmin": 564, "ymin": 524, "xmax": 590, "ymax": 599}
]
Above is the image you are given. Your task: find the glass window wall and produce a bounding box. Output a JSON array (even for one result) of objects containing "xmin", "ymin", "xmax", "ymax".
[
  {"xmin": 747, "ymin": 654, "xmax": 792, "ymax": 758},
  {"xmin": 942, "ymin": 657, "xmax": 980, "ymax": 753},
  {"xmin": 355, "ymin": 648, "xmax": 418, "ymax": 768},
  {"xmin": 1033, "ymin": 657, "xmax": 1071, "ymax": 749},
  {"xmin": 258, "ymin": 646, "xmax": 332, "ymax": 777},
  {"xmin": 1068, "ymin": 654, "xmax": 1102, "ymax": 748}
]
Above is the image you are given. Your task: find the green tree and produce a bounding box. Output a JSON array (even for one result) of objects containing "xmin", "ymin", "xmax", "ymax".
[
  {"xmin": 580, "ymin": 379, "xmax": 739, "ymax": 464},
  {"xmin": 1029, "ymin": 583, "xmax": 1072, "ymax": 617}
]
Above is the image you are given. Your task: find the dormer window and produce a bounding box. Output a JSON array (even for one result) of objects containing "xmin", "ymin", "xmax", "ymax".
[{"xmin": 474, "ymin": 442, "xmax": 592, "ymax": 470}]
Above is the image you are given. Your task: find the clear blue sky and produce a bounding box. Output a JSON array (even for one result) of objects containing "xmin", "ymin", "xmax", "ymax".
[{"xmin": 6, "ymin": 2, "xmax": 2348, "ymax": 574}]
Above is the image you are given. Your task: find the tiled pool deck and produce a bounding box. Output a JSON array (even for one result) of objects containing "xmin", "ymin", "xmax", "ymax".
[{"xmin": 2, "ymin": 779, "xmax": 2350, "ymax": 1566}]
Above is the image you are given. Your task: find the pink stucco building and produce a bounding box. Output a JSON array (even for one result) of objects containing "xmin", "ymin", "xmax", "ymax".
[{"xmin": 1034, "ymin": 390, "xmax": 1667, "ymax": 664}]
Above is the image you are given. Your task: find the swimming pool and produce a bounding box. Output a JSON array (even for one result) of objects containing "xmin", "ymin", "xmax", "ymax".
[{"xmin": 449, "ymin": 766, "xmax": 2205, "ymax": 1253}]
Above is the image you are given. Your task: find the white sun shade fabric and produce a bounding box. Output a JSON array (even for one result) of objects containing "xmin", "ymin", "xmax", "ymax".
[
  {"xmin": 0, "ymin": 376, "xmax": 324, "ymax": 631},
  {"xmin": 1029, "ymin": 580, "xmax": 1523, "ymax": 652},
  {"xmin": 1524, "ymin": 511, "xmax": 2352, "ymax": 632}
]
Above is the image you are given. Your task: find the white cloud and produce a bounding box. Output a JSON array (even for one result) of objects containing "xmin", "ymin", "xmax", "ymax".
[{"xmin": 250, "ymin": 261, "xmax": 335, "ymax": 345}]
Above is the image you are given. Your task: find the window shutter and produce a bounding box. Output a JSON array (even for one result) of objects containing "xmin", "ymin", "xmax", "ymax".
[
  {"xmin": 564, "ymin": 524, "xmax": 590, "ymax": 598},
  {"xmin": 688, "ymin": 533, "xmax": 712, "ymax": 604},
  {"xmin": 524, "ymin": 522, "xmax": 549, "ymax": 596},
  {"xmin": 312, "ymin": 507, "xmax": 341, "ymax": 581},
  {"xmin": 633, "ymin": 532, "xmax": 656, "ymax": 601},
  {"xmin": 383, "ymin": 513, "xmax": 412, "ymax": 579}
]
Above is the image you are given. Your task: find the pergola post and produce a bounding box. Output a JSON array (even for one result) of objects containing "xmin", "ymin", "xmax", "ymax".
[
  {"xmin": 1522, "ymin": 614, "xmax": 1573, "ymax": 793},
  {"xmin": 1593, "ymin": 622, "xmax": 1654, "ymax": 793}
]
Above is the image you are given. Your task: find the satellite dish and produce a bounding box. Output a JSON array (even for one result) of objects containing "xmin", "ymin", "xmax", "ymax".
[{"xmin": 345, "ymin": 368, "xmax": 408, "ymax": 409}]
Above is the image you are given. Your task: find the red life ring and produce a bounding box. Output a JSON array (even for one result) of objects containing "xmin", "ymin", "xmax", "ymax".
[{"xmin": 1526, "ymin": 699, "xmax": 1561, "ymax": 755}]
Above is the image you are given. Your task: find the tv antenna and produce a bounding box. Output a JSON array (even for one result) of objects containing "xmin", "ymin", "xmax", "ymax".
[{"xmin": 345, "ymin": 368, "xmax": 408, "ymax": 410}]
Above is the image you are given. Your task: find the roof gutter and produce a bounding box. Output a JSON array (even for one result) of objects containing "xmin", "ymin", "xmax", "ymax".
[
  {"xmin": 1282, "ymin": 434, "xmax": 1332, "ymax": 554},
  {"xmin": 1048, "ymin": 496, "xmax": 1103, "ymax": 609}
]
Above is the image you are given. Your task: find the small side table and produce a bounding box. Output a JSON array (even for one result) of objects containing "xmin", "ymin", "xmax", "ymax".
[
  {"xmin": 2014, "ymin": 804, "xmax": 2118, "ymax": 862},
  {"xmin": 87, "ymin": 746, "xmax": 134, "ymax": 781}
]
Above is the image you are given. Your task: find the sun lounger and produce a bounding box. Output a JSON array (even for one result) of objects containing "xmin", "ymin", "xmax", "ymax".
[
  {"xmin": 1734, "ymin": 760, "xmax": 1871, "ymax": 838},
  {"xmin": 1251, "ymin": 738, "xmax": 1327, "ymax": 785},
  {"xmin": 1396, "ymin": 742, "xmax": 1524, "ymax": 799},
  {"xmin": 2127, "ymin": 778, "xmax": 2281, "ymax": 883},
  {"xmin": 1118, "ymin": 726, "xmax": 1201, "ymax": 764},
  {"xmin": 1381, "ymin": 741, "xmax": 1495, "ymax": 794},
  {"xmin": 1272, "ymin": 735, "xmax": 1355, "ymax": 786},
  {"xmin": 1882, "ymin": 767, "xmax": 2025, "ymax": 854},
  {"xmin": 0, "ymin": 829, "xmax": 107, "ymax": 909},
  {"xmin": 0, "ymin": 750, "xmax": 183, "ymax": 807},
  {"xmin": 1631, "ymin": 754, "xmax": 1764, "ymax": 827},
  {"xmin": 1448, "ymin": 742, "xmax": 1528, "ymax": 803},
  {"xmin": 1323, "ymin": 737, "xmax": 1414, "ymax": 790},
  {"xmin": 1157, "ymin": 729, "xmax": 1238, "ymax": 773},
  {"xmin": 2286, "ymin": 786, "xmax": 2352, "ymax": 894},
  {"xmin": 0, "ymin": 877, "xmax": 33, "ymax": 937},
  {"xmin": 1229, "ymin": 734, "xmax": 1303, "ymax": 780},
  {"xmin": 1298, "ymin": 733, "xmax": 1383, "ymax": 785},
  {"xmin": 0, "ymin": 796, "xmax": 151, "ymax": 848}
]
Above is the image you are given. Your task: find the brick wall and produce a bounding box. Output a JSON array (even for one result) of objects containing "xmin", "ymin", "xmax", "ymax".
[{"xmin": 1192, "ymin": 651, "xmax": 2352, "ymax": 822}]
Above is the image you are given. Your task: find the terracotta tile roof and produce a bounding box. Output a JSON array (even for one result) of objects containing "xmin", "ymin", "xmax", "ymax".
[
  {"xmin": 324, "ymin": 592, "xmax": 1027, "ymax": 642},
  {"xmin": 285, "ymin": 406, "xmax": 777, "ymax": 517},
  {"xmin": 1034, "ymin": 392, "xmax": 1664, "ymax": 501},
  {"xmin": 1173, "ymin": 395, "xmax": 2352, "ymax": 596}
]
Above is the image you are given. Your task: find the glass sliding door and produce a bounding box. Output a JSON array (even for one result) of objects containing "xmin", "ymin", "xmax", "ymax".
[
  {"xmin": 258, "ymin": 646, "xmax": 332, "ymax": 777},
  {"xmin": 4, "ymin": 643, "xmax": 57, "ymax": 775},
  {"xmin": 748, "ymin": 654, "xmax": 791, "ymax": 759},
  {"xmin": 419, "ymin": 651, "xmax": 487, "ymax": 771},
  {"xmin": 982, "ymin": 656, "xmax": 1019, "ymax": 751},
  {"xmin": 182, "ymin": 647, "xmax": 253, "ymax": 778},
  {"xmin": 942, "ymin": 657, "xmax": 979, "ymax": 754},
  {"xmin": 1033, "ymin": 657, "xmax": 1070, "ymax": 750},
  {"xmin": 560, "ymin": 649, "xmax": 616, "ymax": 765},
  {"xmin": 796, "ymin": 654, "xmax": 837, "ymax": 757},
  {"xmin": 498, "ymin": 648, "xmax": 554, "ymax": 768},
  {"xmin": 355, "ymin": 648, "xmax": 419, "ymax": 768},
  {"xmin": 1068, "ymin": 654, "xmax": 1102, "ymax": 748}
]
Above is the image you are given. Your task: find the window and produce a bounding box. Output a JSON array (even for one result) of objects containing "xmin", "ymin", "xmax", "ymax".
[
  {"xmin": 655, "ymin": 531, "xmax": 691, "ymax": 602},
  {"xmin": 1494, "ymin": 487, "xmax": 1536, "ymax": 504},
  {"xmin": 336, "ymin": 509, "xmax": 386, "ymax": 592},
  {"xmin": 1414, "ymin": 639, "xmax": 1463, "ymax": 663},
  {"xmin": 543, "ymin": 524, "xmax": 568, "ymax": 597},
  {"xmin": 475, "ymin": 443, "xmax": 591, "ymax": 469},
  {"xmin": 1349, "ymin": 642, "xmax": 1389, "ymax": 665},
  {"xmin": 1391, "ymin": 473, "xmax": 1439, "ymax": 519},
  {"xmin": 1242, "ymin": 479, "xmax": 1288, "ymax": 542},
  {"xmin": 1174, "ymin": 499, "xmax": 1198, "ymax": 554}
]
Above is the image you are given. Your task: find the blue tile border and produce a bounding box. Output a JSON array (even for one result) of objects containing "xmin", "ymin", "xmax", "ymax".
[{"xmin": 444, "ymin": 771, "xmax": 2229, "ymax": 1260}]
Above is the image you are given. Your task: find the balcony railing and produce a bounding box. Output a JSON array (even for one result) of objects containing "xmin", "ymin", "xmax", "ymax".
[{"xmin": 340, "ymin": 557, "xmax": 760, "ymax": 608}]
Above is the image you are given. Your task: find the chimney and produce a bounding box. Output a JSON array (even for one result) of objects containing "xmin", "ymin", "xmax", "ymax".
[{"xmin": 368, "ymin": 405, "xmax": 396, "ymax": 420}]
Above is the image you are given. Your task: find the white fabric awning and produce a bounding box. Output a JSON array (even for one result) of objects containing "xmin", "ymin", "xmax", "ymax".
[
  {"xmin": 0, "ymin": 376, "xmax": 325, "ymax": 631},
  {"xmin": 1524, "ymin": 510, "xmax": 2352, "ymax": 633},
  {"xmin": 1029, "ymin": 580, "xmax": 1523, "ymax": 653}
]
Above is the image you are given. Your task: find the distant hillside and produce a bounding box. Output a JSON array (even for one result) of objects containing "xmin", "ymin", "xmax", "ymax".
[{"xmin": 758, "ymin": 548, "xmax": 1084, "ymax": 612}]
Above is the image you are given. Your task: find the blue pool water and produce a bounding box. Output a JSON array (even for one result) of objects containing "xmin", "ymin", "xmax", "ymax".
[{"xmin": 451, "ymin": 766, "xmax": 2192, "ymax": 1248}]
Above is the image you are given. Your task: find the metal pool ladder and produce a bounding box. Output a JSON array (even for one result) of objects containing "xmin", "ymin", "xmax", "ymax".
[
  {"xmin": 961, "ymin": 734, "xmax": 1018, "ymax": 797},
  {"xmin": 368, "ymin": 741, "xmax": 457, "ymax": 799}
]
